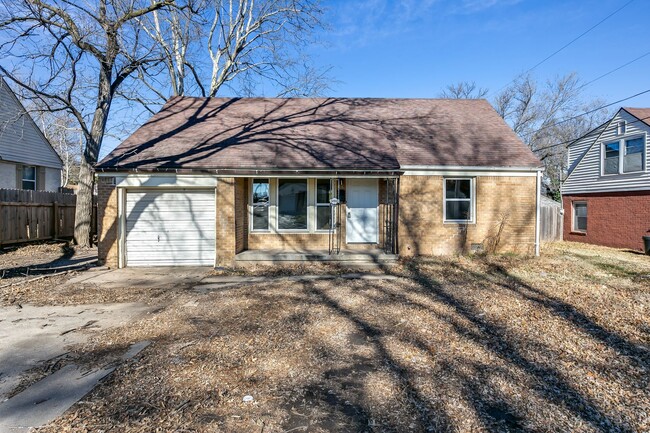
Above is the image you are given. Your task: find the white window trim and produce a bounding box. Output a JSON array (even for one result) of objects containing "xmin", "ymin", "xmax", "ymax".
[
  {"xmin": 572, "ymin": 201, "xmax": 587, "ymax": 233},
  {"xmin": 443, "ymin": 177, "xmax": 476, "ymax": 224},
  {"xmin": 249, "ymin": 178, "xmax": 271, "ymax": 233},
  {"xmin": 315, "ymin": 179, "xmax": 335, "ymax": 233},
  {"xmin": 601, "ymin": 133, "xmax": 647, "ymax": 176},
  {"xmin": 22, "ymin": 165, "xmax": 37, "ymax": 190},
  {"xmin": 276, "ymin": 178, "xmax": 310, "ymax": 233}
]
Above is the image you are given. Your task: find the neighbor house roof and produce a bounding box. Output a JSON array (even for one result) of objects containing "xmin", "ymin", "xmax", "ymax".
[
  {"xmin": 623, "ymin": 107, "xmax": 650, "ymax": 127},
  {"xmin": 98, "ymin": 97, "xmax": 541, "ymax": 172}
]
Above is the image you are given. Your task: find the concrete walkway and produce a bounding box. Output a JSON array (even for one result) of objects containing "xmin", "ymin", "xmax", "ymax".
[
  {"xmin": 0, "ymin": 341, "xmax": 150, "ymax": 433},
  {"xmin": 0, "ymin": 303, "xmax": 151, "ymax": 401}
]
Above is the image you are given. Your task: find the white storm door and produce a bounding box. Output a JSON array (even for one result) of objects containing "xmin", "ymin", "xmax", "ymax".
[
  {"xmin": 346, "ymin": 179, "xmax": 378, "ymax": 244},
  {"xmin": 125, "ymin": 190, "xmax": 215, "ymax": 266}
]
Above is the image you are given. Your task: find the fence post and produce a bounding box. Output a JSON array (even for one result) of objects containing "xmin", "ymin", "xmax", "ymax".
[{"xmin": 53, "ymin": 201, "xmax": 59, "ymax": 240}]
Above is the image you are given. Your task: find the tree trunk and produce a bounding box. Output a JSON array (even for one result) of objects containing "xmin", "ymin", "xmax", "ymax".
[{"xmin": 74, "ymin": 157, "xmax": 94, "ymax": 246}]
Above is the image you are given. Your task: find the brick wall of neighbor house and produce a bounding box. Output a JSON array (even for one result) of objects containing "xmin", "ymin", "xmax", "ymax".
[
  {"xmin": 216, "ymin": 177, "xmax": 237, "ymax": 266},
  {"xmin": 97, "ymin": 179, "xmax": 119, "ymax": 267},
  {"xmin": 563, "ymin": 191, "xmax": 650, "ymax": 250},
  {"xmin": 398, "ymin": 175, "xmax": 537, "ymax": 256}
]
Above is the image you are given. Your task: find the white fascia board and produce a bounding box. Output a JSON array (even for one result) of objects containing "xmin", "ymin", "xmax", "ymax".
[
  {"xmin": 402, "ymin": 165, "xmax": 542, "ymax": 177},
  {"xmin": 561, "ymin": 184, "xmax": 650, "ymax": 195},
  {"xmin": 112, "ymin": 174, "xmax": 220, "ymax": 188}
]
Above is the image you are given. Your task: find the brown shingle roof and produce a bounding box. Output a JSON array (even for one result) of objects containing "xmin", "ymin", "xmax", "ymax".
[
  {"xmin": 623, "ymin": 107, "xmax": 650, "ymax": 127},
  {"xmin": 98, "ymin": 97, "xmax": 541, "ymax": 171}
]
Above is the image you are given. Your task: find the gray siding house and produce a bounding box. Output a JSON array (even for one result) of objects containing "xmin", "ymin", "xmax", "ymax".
[
  {"xmin": 0, "ymin": 77, "xmax": 62, "ymax": 191},
  {"xmin": 562, "ymin": 107, "xmax": 650, "ymax": 250}
]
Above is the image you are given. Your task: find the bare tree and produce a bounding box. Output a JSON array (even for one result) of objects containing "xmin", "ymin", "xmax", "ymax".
[
  {"xmin": 139, "ymin": 0, "xmax": 327, "ymax": 98},
  {"xmin": 439, "ymin": 81, "xmax": 489, "ymax": 99},
  {"xmin": 0, "ymin": 0, "xmax": 175, "ymax": 246},
  {"xmin": 494, "ymin": 73, "xmax": 610, "ymax": 199}
]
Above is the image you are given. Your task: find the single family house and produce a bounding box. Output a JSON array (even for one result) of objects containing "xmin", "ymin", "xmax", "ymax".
[
  {"xmin": 0, "ymin": 77, "xmax": 63, "ymax": 191},
  {"xmin": 562, "ymin": 107, "xmax": 650, "ymax": 250},
  {"xmin": 96, "ymin": 97, "xmax": 543, "ymax": 267}
]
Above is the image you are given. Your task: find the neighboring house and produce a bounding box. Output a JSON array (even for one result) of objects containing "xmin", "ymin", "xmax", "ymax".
[
  {"xmin": 0, "ymin": 77, "xmax": 63, "ymax": 191},
  {"xmin": 562, "ymin": 107, "xmax": 650, "ymax": 250},
  {"xmin": 96, "ymin": 97, "xmax": 543, "ymax": 267}
]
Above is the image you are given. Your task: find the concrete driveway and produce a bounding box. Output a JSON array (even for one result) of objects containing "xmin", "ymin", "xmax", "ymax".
[{"xmin": 65, "ymin": 266, "xmax": 214, "ymax": 289}]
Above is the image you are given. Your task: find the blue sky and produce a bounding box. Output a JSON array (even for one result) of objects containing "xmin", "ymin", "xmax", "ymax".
[
  {"xmin": 307, "ymin": 0, "xmax": 650, "ymax": 102},
  {"xmin": 102, "ymin": 0, "xmax": 650, "ymax": 156}
]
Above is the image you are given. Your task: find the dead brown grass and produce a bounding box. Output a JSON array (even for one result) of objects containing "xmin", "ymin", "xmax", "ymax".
[{"xmin": 27, "ymin": 242, "xmax": 650, "ymax": 432}]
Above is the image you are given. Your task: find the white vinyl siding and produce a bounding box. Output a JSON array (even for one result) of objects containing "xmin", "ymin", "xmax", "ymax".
[
  {"xmin": 125, "ymin": 190, "xmax": 215, "ymax": 266},
  {"xmin": 563, "ymin": 110, "xmax": 650, "ymax": 194},
  {"xmin": 0, "ymin": 79, "xmax": 63, "ymax": 170}
]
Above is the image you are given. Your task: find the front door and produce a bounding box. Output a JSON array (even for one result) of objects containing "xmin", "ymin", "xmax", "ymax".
[{"xmin": 346, "ymin": 178, "xmax": 378, "ymax": 243}]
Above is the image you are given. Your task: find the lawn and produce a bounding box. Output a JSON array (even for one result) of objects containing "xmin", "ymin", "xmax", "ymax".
[{"xmin": 15, "ymin": 242, "xmax": 650, "ymax": 432}]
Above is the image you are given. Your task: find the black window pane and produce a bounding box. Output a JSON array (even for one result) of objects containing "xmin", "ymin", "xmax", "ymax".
[
  {"xmin": 252, "ymin": 179, "xmax": 269, "ymax": 204},
  {"xmin": 624, "ymin": 138, "xmax": 644, "ymax": 172},
  {"xmin": 252, "ymin": 205, "xmax": 269, "ymax": 230},
  {"xmin": 278, "ymin": 179, "xmax": 307, "ymax": 230},
  {"xmin": 22, "ymin": 166, "xmax": 36, "ymax": 181},
  {"xmin": 317, "ymin": 179, "xmax": 331, "ymax": 204},
  {"xmin": 574, "ymin": 204, "xmax": 587, "ymax": 231},
  {"xmin": 446, "ymin": 200, "xmax": 471, "ymax": 221},
  {"xmin": 22, "ymin": 180, "xmax": 35, "ymax": 191},
  {"xmin": 446, "ymin": 179, "xmax": 471, "ymax": 199},
  {"xmin": 316, "ymin": 206, "xmax": 332, "ymax": 230}
]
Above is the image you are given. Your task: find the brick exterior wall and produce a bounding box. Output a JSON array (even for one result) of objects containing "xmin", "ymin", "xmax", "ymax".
[
  {"xmin": 215, "ymin": 178, "xmax": 237, "ymax": 266},
  {"xmin": 398, "ymin": 175, "xmax": 537, "ymax": 256},
  {"xmin": 563, "ymin": 191, "xmax": 650, "ymax": 250},
  {"xmin": 97, "ymin": 179, "xmax": 119, "ymax": 267},
  {"xmin": 234, "ymin": 178, "xmax": 248, "ymax": 253}
]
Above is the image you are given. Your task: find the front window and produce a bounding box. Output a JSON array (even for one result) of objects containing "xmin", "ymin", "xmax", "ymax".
[
  {"xmin": 624, "ymin": 137, "xmax": 644, "ymax": 173},
  {"xmin": 278, "ymin": 179, "xmax": 308, "ymax": 230},
  {"xmin": 573, "ymin": 202, "xmax": 587, "ymax": 233},
  {"xmin": 316, "ymin": 179, "xmax": 333, "ymax": 230},
  {"xmin": 251, "ymin": 179, "xmax": 270, "ymax": 231},
  {"xmin": 604, "ymin": 142, "xmax": 619, "ymax": 175},
  {"xmin": 444, "ymin": 178, "xmax": 473, "ymax": 222},
  {"xmin": 22, "ymin": 166, "xmax": 36, "ymax": 190}
]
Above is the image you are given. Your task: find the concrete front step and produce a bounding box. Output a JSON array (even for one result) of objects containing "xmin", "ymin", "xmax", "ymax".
[{"xmin": 235, "ymin": 249, "xmax": 398, "ymax": 266}]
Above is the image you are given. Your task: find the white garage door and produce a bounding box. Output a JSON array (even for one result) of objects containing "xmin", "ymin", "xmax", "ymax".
[{"xmin": 125, "ymin": 190, "xmax": 215, "ymax": 266}]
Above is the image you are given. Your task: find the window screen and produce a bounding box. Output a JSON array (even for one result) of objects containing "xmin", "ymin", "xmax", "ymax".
[
  {"xmin": 278, "ymin": 179, "xmax": 308, "ymax": 230},
  {"xmin": 444, "ymin": 179, "xmax": 472, "ymax": 222},
  {"xmin": 251, "ymin": 179, "xmax": 270, "ymax": 230}
]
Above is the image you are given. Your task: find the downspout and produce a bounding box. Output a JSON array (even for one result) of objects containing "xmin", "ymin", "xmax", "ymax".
[{"xmin": 535, "ymin": 170, "xmax": 542, "ymax": 256}]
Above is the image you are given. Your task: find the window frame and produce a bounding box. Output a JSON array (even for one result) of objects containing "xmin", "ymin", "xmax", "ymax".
[
  {"xmin": 601, "ymin": 133, "xmax": 646, "ymax": 176},
  {"xmin": 276, "ymin": 178, "xmax": 309, "ymax": 233},
  {"xmin": 249, "ymin": 178, "xmax": 271, "ymax": 232},
  {"xmin": 315, "ymin": 178, "xmax": 335, "ymax": 232},
  {"xmin": 443, "ymin": 177, "xmax": 475, "ymax": 224},
  {"xmin": 572, "ymin": 201, "xmax": 587, "ymax": 233},
  {"xmin": 22, "ymin": 165, "xmax": 37, "ymax": 191}
]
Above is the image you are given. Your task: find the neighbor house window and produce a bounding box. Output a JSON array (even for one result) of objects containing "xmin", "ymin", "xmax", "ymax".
[
  {"xmin": 573, "ymin": 202, "xmax": 587, "ymax": 233},
  {"xmin": 624, "ymin": 137, "xmax": 644, "ymax": 173},
  {"xmin": 444, "ymin": 178, "xmax": 473, "ymax": 222},
  {"xmin": 251, "ymin": 179, "xmax": 270, "ymax": 231},
  {"xmin": 278, "ymin": 179, "xmax": 308, "ymax": 230},
  {"xmin": 603, "ymin": 137, "xmax": 645, "ymax": 175},
  {"xmin": 22, "ymin": 166, "xmax": 36, "ymax": 190},
  {"xmin": 316, "ymin": 179, "xmax": 333, "ymax": 230},
  {"xmin": 603, "ymin": 142, "xmax": 620, "ymax": 175}
]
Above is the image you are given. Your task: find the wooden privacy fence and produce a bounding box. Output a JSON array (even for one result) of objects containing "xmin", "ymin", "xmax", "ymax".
[
  {"xmin": 540, "ymin": 196, "xmax": 563, "ymax": 242},
  {"xmin": 0, "ymin": 189, "xmax": 76, "ymax": 246}
]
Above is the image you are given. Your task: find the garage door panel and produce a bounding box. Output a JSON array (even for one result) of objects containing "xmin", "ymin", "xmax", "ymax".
[{"xmin": 125, "ymin": 190, "xmax": 215, "ymax": 266}]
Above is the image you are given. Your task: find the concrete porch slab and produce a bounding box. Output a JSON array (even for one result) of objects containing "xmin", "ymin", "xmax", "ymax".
[{"xmin": 235, "ymin": 249, "xmax": 398, "ymax": 267}]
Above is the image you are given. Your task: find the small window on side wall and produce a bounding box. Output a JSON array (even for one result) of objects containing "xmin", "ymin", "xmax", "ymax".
[
  {"xmin": 22, "ymin": 166, "xmax": 36, "ymax": 190},
  {"xmin": 251, "ymin": 179, "xmax": 270, "ymax": 231},
  {"xmin": 444, "ymin": 178, "xmax": 473, "ymax": 222},
  {"xmin": 573, "ymin": 202, "xmax": 587, "ymax": 233}
]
